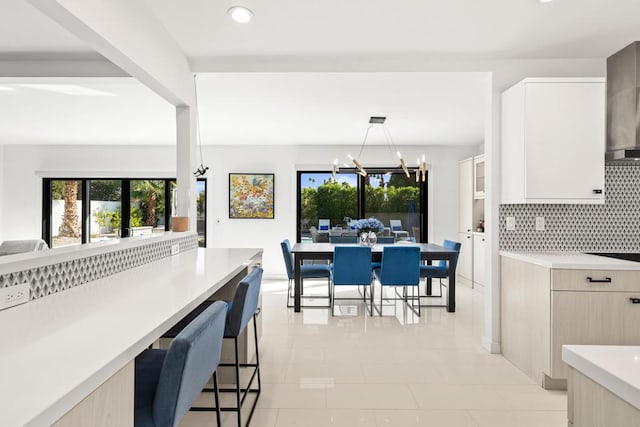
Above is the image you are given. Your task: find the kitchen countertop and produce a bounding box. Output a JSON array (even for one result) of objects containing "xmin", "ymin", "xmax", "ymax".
[
  {"xmin": 0, "ymin": 247, "xmax": 262, "ymax": 426},
  {"xmin": 563, "ymin": 345, "xmax": 640, "ymax": 410},
  {"xmin": 500, "ymin": 251, "xmax": 640, "ymax": 270}
]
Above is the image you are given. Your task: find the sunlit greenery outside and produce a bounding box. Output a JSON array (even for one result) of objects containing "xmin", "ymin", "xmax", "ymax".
[{"xmin": 300, "ymin": 172, "xmax": 420, "ymax": 239}]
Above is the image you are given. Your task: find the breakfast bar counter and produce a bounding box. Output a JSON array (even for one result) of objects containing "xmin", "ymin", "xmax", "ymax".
[
  {"xmin": 563, "ymin": 345, "xmax": 640, "ymax": 426},
  {"xmin": 0, "ymin": 247, "xmax": 262, "ymax": 426}
]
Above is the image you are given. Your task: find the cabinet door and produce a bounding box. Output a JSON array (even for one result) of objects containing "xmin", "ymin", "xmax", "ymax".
[
  {"xmin": 457, "ymin": 232, "xmax": 472, "ymax": 281},
  {"xmin": 458, "ymin": 159, "xmax": 473, "ymax": 233},
  {"xmin": 473, "ymin": 234, "xmax": 485, "ymax": 286},
  {"xmin": 524, "ymin": 82, "xmax": 605, "ymax": 201},
  {"xmin": 551, "ymin": 291, "xmax": 640, "ymax": 379},
  {"xmin": 473, "ymin": 156, "xmax": 485, "ymax": 198}
]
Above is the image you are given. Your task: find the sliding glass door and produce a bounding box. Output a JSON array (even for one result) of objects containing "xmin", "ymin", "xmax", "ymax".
[
  {"xmin": 296, "ymin": 169, "xmax": 427, "ymax": 243},
  {"xmin": 43, "ymin": 178, "xmax": 207, "ymax": 248},
  {"xmin": 297, "ymin": 172, "xmax": 358, "ymax": 242}
]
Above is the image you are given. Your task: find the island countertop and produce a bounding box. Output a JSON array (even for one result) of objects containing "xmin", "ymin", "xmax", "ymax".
[
  {"xmin": 499, "ymin": 251, "xmax": 640, "ymax": 270},
  {"xmin": 563, "ymin": 345, "xmax": 640, "ymax": 411},
  {"xmin": 0, "ymin": 247, "xmax": 262, "ymax": 427}
]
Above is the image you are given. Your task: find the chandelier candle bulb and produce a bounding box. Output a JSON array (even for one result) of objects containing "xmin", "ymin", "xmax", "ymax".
[{"xmin": 399, "ymin": 157, "xmax": 410, "ymax": 178}]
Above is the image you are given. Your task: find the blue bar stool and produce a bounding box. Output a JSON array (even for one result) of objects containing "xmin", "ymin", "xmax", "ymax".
[
  {"xmin": 134, "ymin": 300, "xmax": 227, "ymax": 427},
  {"xmin": 161, "ymin": 268, "xmax": 264, "ymax": 427},
  {"xmin": 216, "ymin": 267, "xmax": 263, "ymax": 427}
]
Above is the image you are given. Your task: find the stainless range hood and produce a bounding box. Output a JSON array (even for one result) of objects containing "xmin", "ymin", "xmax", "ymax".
[{"xmin": 606, "ymin": 41, "xmax": 640, "ymax": 161}]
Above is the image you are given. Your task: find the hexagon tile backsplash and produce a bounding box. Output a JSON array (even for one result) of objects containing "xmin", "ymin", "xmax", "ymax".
[{"xmin": 500, "ymin": 164, "xmax": 640, "ymax": 252}]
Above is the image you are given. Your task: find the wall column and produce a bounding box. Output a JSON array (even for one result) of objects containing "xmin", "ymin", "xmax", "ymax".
[{"xmin": 176, "ymin": 106, "xmax": 197, "ymax": 230}]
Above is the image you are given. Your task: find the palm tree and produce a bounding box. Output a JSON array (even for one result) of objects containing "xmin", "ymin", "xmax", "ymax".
[
  {"xmin": 58, "ymin": 181, "xmax": 81, "ymax": 238},
  {"xmin": 131, "ymin": 180, "xmax": 165, "ymax": 227}
]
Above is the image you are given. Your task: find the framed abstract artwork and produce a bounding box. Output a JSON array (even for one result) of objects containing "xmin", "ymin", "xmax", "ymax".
[{"xmin": 229, "ymin": 173, "xmax": 275, "ymax": 219}]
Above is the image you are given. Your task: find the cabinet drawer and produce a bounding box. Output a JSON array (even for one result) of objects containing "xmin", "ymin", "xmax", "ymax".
[
  {"xmin": 551, "ymin": 291, "xmax": 640, "ymax": 378},
  {"xmin": 552, "ymin": 269, "xmax": 640, "ymax": 292}
]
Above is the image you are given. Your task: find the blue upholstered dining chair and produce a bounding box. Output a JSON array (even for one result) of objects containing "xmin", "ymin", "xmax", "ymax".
[
  {"xmin": 419, "ymin": 240, "xmax": 461, "ymax": 307},
  {"xmin": 331, "ymin": 246, "xmax": 373, "ymax": 316},
  {"xmin": 134, "ymin": 300, "xmax": 228, "ymax": 427},
  {"xmin": 329, "ymin": 235, "xmax": 358, "ymax": 244},
  {"xmin": 281, "ymin": 239, "xmax": 331, "ymax": 308},
  {"xmin": 373, "ymin": 245, "xmax": 421, "ymax": 316}
]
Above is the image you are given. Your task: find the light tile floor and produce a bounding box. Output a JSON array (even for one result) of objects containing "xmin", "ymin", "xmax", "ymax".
[{"xmin": 182, "ymin": 279, "xmax": 567, "ymax": 427}]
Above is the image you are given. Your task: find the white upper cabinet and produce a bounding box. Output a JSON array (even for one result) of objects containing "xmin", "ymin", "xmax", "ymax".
[{"xmin": 501, "ymin": 78, "xmax": 606, "ymax": 204}]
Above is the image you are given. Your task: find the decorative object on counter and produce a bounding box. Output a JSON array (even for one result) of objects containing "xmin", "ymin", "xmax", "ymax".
[
  {"xmin": 229, "ymin": 173, "xmax": 275, "ymax": 219},
  {"xmin": 172, "ymin": 216, "xmax": 189, "ymax": 232},
  {"xmin": 476, "ymin": 219, "xmax": 484, "ymax": 232},
  {"xmin": 354, "ymin": 217, "xmax": 384, "ymax": 246}
]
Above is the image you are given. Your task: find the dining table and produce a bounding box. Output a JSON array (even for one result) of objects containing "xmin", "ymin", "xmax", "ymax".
[{"xmin": 290, "ymin": 242, "xmax": 459, "ymax": 313}]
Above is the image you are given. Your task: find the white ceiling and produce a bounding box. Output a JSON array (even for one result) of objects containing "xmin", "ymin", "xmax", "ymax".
[
  {"xmin": 0, "ymin": 73, "xmax": 486, "ymax": 146},
  {"xmin": 0, "ymin": 0, "xmax": 90, "ymax": 54},
  {"xmin": 0, "ymin": 78, "xmax": 176, "ymax": 145},
  {"xmin": 148, "ymin": 0, "xmax": 640, "ymax": 59},
  {"xmin": 3, "ymin": 0, "xmax": 637, "ymax": 147},
  {"xmin": 196, "ymin": 72, "xmax": 486, "ymax": 146}
]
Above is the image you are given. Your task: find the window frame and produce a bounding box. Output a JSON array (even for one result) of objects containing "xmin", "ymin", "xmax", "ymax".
[
  {"xmin": 296, "ymin": 168, "xmax": 428, "ymax": 243},
  {"xmin": 42, "ymin": 177, "xmax": 207, "ymax": 248}
]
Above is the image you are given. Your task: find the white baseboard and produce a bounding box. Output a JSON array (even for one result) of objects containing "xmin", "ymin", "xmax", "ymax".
[{"xmin": 482, "ymin": 336, "xmax": 501, "ymax": 354}]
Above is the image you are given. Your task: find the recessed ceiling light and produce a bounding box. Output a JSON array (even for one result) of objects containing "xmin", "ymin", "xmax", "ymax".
[
  {"xmin": 228, "ymin": 6, "xmax": 253, "ymax": 23},
  {"xmin": 539, "ymin": 0, "xmax": 553, "ymax": 3},
  {"xmin": 16, "ymin": 84, "xmax": 115, "ymax": 96}
]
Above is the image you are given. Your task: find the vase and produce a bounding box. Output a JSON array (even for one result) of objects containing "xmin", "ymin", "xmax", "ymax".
[{"xmin": 360, "ymin": 231, "xmax": 377, "ymax": 246}]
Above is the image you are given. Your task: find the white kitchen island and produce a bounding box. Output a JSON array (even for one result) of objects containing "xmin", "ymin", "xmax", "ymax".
[
  {"xmin": 563, "ymin": 345, "xmax": 640, "ymax": 426},
  {"xmin": 0, "ymin": 247, "xmax": 262, "ymax": 426}
]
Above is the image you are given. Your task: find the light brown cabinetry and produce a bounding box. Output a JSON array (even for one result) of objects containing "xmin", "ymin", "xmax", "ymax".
[
  {"xmin": 501, "ymin": 255, "xmax": 640, "ymax": 389},
  {"xmin": 568, "ymin": 368, "xmax": 640, "ymax": 427}
]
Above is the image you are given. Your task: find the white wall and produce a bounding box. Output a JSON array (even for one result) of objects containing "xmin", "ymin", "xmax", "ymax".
[
  {"xmin": 203, "ymin": 144, "xmax": 477, "ymax": 277},
  {"xmin": 1, "ymin": 144, "xmax": 176, "ymax": 241},
  {"xmin": 1, "ymin": 143, "xmax": 476, "ymax": 277},
  {"xmin": 0, "ymin": 144, "xmax": 4, "ymax": 241}
]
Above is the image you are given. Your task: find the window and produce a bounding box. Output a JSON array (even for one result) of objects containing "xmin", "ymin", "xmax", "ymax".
[
  {"xmin": 90, "ymin": 180, "xmax": 122, "ymax": 242},
  {"xmin": 43, "ymin": 178, "xmax": 206, "ymax": 248},
  {"xmin": 298, "ymin": 172, "xmax": 358, "ymax": 242},
  {"xmin": 47, "ymin": 180, "xmax": 83, "ymax": 248},
  {"xmin": 297, "ymin": 169, "xmax": 427, "ymax": 243}
]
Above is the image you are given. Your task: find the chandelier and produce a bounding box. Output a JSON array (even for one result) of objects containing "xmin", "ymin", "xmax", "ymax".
[{"xmin": 333, "ymin": 116, "xmax": 426, "ymax": 182}]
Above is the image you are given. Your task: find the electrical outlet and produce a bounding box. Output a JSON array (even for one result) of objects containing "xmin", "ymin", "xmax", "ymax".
[
  {"xmin": 535, "ymin": 216, "xmax": 546, "ymax": 231},
  {"xmin": 0, "ymin": 282, "xmax": 30, "ymax": 310},
  {"xmin": 506, "ymin": 217, "xmax": 516, "ymax": 230},
  {"xmin": 171, "ymin": 244, "xmax": 180, "ymax": 255}
]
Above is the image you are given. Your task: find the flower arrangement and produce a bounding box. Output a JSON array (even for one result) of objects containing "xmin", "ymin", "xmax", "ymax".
[{"xmin": 353, "ymin": 217, "xmax": 385, "ymax": 234}]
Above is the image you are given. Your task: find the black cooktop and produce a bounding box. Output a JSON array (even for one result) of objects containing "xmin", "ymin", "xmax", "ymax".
[{"xmin": 589, "ymin": 253, "xmax": 640, "ymax": 262}]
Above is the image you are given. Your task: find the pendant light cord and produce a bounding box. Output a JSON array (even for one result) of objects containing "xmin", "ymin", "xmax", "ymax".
[{"xmin": 193, "ymin": 74, "xmax": 209, "ymax": 177}]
